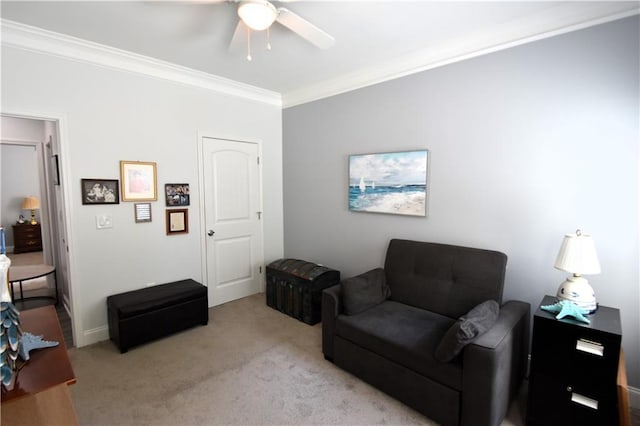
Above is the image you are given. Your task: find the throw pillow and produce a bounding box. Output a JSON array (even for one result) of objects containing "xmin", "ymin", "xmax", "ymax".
[
  {"xmin": 434, "ymin": 299, "xmax": 500, "ymax": 363},
  {"xmin": 340, "ymin": 268, "xmax": 391, "ymax": 315}
]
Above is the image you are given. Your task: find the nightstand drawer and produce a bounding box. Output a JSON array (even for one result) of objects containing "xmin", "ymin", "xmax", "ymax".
[
  {"xmin": 17, "ymin": 230, "xmax": 39, "ymax": 239},
  {"xmin": 528, "ymin": 373, "xmax": 618, "ymax": 425}
]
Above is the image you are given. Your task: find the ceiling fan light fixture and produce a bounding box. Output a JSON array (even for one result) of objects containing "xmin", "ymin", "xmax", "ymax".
[{"xmin": 238, "ymin": 1, "xmax": 277, "ymax": 31}]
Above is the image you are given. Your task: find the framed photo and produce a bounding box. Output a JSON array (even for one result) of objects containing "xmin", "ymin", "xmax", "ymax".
[
  {"xmin": 81, "ymin": 179, "xmax": 119, "ymax": 205},
  {"xmin": 165, "ymin": 183, "xmax": 190, "ymax": 206},
  {"xmin": 166, "ymin": 208, "xmax": 188, "ymax": 235},
  {"xmin": 348, "ymin": 150, "xmax": 428, "ymax": 217},
  {"xmin": 134, "ymin": 203, "xmax": 152, "ymax": 223},
  {"xmin": 120, "ymin": 161, "xmax": 157, "ymax": 201}
]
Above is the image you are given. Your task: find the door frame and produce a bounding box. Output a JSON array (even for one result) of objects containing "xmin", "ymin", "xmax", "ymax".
[
  {"xmin": 1, "ymin": 110, "xmax": 79, "ymax": 346},
  {"xmin": 196, "ymin": 132, "xmax": 265, "ymax": 306}
]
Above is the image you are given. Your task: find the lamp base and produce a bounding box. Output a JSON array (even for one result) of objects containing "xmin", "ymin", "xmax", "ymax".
[
  {"xmin": 29, "ymin": 210, "xmax": 37, "ymax": 225},
  {"xmin": 556, "ymin": 275, "xmax": 597, "ymax": 313}
]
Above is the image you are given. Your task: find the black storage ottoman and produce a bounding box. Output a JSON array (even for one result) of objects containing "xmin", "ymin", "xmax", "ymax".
[
  {"xmin": 266, "ymin": 259, "xmax": 340, "ymax": 325},
  {"xmin": 107, "ymin": 279, "xmax": 208, "ymax": 353}
]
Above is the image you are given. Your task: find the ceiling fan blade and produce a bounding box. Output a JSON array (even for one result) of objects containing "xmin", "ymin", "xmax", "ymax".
[
  {"xmin": 228, "ymin": 19, "xmax": 246, "ymax": 52},
  {"xmin": 276, "ymin": 8, "xmax": 334, "ymax": 49}
]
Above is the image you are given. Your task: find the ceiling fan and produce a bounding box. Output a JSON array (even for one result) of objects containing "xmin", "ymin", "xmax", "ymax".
[{"xmin": 212, "ymin": 0, "xmax": 335, "ymax": 60}]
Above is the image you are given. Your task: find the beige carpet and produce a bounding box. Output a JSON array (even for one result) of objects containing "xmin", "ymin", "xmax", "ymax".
[{"xmin": 68, "ymin": 293, "xmax": 527, "ymax": 425}]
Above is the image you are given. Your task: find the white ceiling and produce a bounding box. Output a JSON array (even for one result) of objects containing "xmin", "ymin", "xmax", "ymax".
[{"xmin": 2, "ymin": 1, "xmax": 639, "ymax": 106}]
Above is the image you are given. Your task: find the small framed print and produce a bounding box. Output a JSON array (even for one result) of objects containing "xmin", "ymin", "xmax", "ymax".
[
  {"xmin": 120, "ymin": 160, "xmax": 157, "ymax": 201},
  {"xmin": 166, "ymin": 208, "xmax": 188, "ymax": 235},
  {"xmin": 165, "ymin": 183, "xmax": 190, "ymax": 206},
  {"xmin": 134, "ymin": 203, "xmax": 152, "ymax": 223},
  {"xmin": 81, "ymin": 179, "xmax": 119, "ymax": 205}
]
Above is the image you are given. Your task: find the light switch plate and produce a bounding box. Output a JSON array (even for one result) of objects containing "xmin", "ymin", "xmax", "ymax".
[{"xmin": 96, "ymin": 214, "xmax": 113, "ymax": 229}]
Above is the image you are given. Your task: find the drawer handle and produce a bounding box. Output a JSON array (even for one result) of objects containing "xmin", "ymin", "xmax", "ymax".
[
  {"xmin": 570, "ymin": 391, "xmax": 598, "ymax": 410},
  {"xmin": 576, "ymin": 339, "xmax": 604, "ymax": 356}
]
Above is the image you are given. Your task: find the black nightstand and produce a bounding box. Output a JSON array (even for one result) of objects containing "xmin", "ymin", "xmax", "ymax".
[{"xmin": 526, "ymin": 295, "xmax": 622, "ymax": 426}]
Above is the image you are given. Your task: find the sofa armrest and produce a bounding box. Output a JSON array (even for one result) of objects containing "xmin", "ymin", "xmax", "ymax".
[
  {"xmin": 461, "ymin": 300, "xmax": 530, "ymax": 426},
  {"xmin": 322, "ymin": 284, "xmax": 342, "ymax": 361}
]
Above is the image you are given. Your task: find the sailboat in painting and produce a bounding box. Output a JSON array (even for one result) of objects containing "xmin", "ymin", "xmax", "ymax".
[{"xmin": 359, "ymin": 177, "xmax": 366, "ymax": 193}]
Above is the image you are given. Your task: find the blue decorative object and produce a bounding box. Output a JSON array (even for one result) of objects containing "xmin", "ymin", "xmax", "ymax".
[
  {"xmin": 1, "ymin": 301, "xmax": 22, "ymax": 388},
  {"xmin": 18, "ymin": 332, "xmax": 59, "ymax": 361},
  {"xmin": 541, "ymin": 300, "xmax": 591, "ymax": 324}
]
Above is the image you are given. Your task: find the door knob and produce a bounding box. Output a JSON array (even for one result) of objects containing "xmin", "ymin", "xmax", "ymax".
[{"xmin": 207, "ymin": 230, "xmax": 215, "ymax": 236}]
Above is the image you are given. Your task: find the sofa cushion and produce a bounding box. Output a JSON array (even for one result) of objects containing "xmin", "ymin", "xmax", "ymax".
[
  {"xmin": 384, "ymin": 239, "xmax": 507, "ymax": 319},
  {"xmin": 434, "ymin": 299, "xmax": 500, "ymax": 363},
  {"xmin": 336, "ymin": 300, "xmax": 462, "ymax": 390},
  {"xmin": 340, "ymin": 268, "xmax": 391, "ymax": 315}
]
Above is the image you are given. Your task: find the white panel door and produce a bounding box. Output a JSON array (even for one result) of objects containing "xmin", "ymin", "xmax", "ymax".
[{"xmin": 202, "ymin": 137, "xmax": 263, "ymax": 307}]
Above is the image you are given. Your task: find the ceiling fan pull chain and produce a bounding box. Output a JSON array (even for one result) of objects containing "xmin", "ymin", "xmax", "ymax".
[
  {"xmin": 246, "ymin": 27, "xmax": 252, "ymax": 61},
  {"xmin": 267, "ymin": 27, "xmax": 272, "ymax": 51}
]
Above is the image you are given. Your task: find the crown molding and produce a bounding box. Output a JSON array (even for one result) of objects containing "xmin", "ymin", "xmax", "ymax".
[
  {"xmin": 1, "ymin": 19, "xmax": 282, "ymax": 107},
  {"xmin": 282, "ymin": 5, "xmax": 640, "ymax": 108}
]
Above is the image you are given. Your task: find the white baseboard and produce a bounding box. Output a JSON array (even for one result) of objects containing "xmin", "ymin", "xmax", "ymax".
[
  {"xmin": 630, "ymin": 385, "xmax": 640, "ymax": 409},
  {"xmin": 80, "ymin": 325, "xmax": 108, "ymax": 347}
]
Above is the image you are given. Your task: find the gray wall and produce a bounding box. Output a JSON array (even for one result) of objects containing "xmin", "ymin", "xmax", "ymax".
[{"xmin": 283, "ymin": 16, "xmax": 639, "ymax": 387}]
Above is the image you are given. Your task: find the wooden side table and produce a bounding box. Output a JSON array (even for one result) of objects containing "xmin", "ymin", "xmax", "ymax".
[
  {"xmin": 8, "ymin": 264, "xmax": 58, "ymax": 305},
  {"xmin": 0, "ymin": 305, "xmax": 77, "ymax": 425},
  {"xmin": 12, "ymin": 223, "xmax": 42, "ymax": 254}
]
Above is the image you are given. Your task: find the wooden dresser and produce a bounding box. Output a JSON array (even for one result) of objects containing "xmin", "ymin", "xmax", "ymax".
[{"xmin": 12, "ymin": 223, "xmax": 42, "ymax": 253}]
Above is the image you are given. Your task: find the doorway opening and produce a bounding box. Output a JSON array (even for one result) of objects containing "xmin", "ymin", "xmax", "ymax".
[{"xmin": 1, "ymin": 115, "xmax": 73, "ymax": 347}]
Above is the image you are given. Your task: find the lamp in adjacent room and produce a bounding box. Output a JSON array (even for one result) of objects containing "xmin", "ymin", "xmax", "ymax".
[
  {"xmin": 554, "ymin": 229, "xmax": 601, "ymax": 313},
  {"xmin": 21, "ymin": 196, "xmax": 40, "ymax": 225}
]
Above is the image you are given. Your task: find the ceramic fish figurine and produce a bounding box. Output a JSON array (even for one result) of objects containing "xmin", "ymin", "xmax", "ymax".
[
  {"xmin": 1, "ymin": 300, "xmax": 22, "ymax": 388},
  {"xmin": 541, "ymin": 300, "xmax": 591, "ymax": 324},
  {"xmin": 1, "ymin": 238, "xmax": 22, "ymax": 389}
]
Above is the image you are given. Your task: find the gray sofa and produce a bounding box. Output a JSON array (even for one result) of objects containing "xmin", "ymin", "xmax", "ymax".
[{"xmin": 322, "ymin": 239, "xmax": 530, "ymax": 426}]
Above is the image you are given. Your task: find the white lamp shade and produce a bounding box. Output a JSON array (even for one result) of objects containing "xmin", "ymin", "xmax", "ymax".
[
  {"xmin": 554, "ymin": 231, "xmax": 601, "ymax": 275},
  {"xmin": 21, "ymin": 196, "xmax": 40, "ymax": 210},
  {"xmin": 238, "ymin": 1, "xmax": 277, "ymax": 31}
]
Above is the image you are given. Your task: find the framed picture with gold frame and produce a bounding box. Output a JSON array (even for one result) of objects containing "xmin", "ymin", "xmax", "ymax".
[
  {"xmin": 120, "ymin": 161, "xmax": 157, "ymax": 201},
  {"xmin": 166, "ymin": 208, "xmax": 188, "ymax": 235}
]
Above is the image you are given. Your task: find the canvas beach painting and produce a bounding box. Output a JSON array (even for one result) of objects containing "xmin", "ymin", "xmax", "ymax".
[{"xmin": 349, "ymin": 150, "xmax": 428, "ymax": 216}]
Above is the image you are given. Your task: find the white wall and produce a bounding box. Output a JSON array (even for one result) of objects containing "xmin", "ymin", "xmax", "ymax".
[
  {"xmin": 283, "ymin": 16, "xmax": 640, "ymax": 387},
  {"xmin": 1, "ymin": 45, "xmax": 284, "ymax": 346}
]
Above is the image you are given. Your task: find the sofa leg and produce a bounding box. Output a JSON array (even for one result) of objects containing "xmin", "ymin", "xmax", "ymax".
[{"xmin": 324, "ymin": 354, "xmax": 334, "ymax": 362}]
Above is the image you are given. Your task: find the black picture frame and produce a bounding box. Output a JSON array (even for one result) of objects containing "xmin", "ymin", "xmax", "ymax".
[
  {"xmin": 165, "ymin": 183, "xmax": 190, "ymax": 206},
  {"xmin": 81, "ymin": 179, "xmax": 120, "ymax": 205}
]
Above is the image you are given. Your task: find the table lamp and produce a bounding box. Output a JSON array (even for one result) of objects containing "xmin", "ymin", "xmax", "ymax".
[
  {"xmin": 554, "ymin": 229, "xmax": 601, "ymax": 313},
  {"xmin": 21, "ymin": 196, "xmax": 40, "ymax": 225}
]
